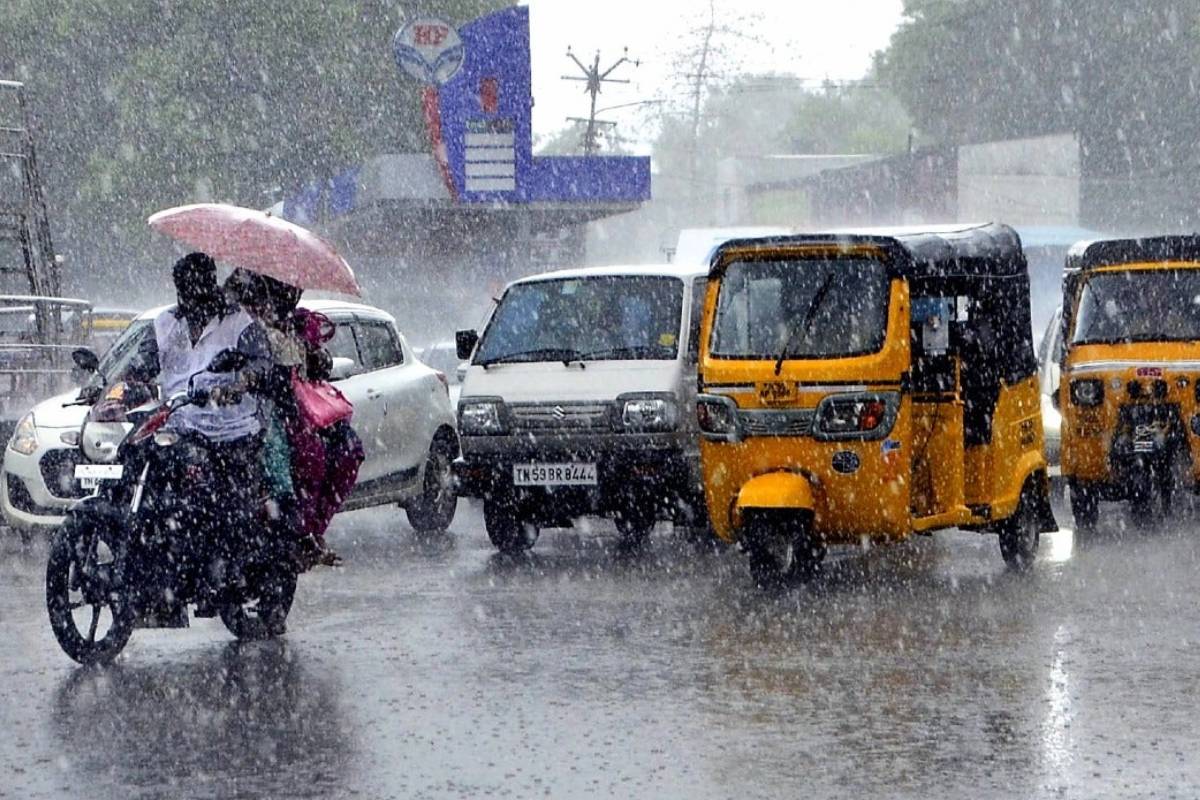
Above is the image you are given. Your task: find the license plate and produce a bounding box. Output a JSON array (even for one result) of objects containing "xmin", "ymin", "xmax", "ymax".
[
  {"xmin": 74, "ymin": 464, "xmax": 124, "ymax": 489},
  {"xmin": 513, "ymin": 462, "xmax": 597, "ymax": 486}
]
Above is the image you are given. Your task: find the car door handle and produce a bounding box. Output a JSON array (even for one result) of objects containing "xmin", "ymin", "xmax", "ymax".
[{"xmin": 367, "ymin": 389, "xmax": 384, "ymax": 400}]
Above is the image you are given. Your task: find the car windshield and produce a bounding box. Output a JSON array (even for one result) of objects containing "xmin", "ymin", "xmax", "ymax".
[
  {"xmin": 474, "ymin": 276, "xmax": 684, "ymax": 364},
  {"xmin": 1072, "ymin": 269, "xmax": 1200, "ymax": 345},
  {"xmin": 710, "ymin": 257, "xmax": 891, "ymax": 359}
]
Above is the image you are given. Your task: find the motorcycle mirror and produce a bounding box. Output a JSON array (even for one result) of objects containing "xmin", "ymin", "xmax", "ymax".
[
  {"xmin": 71, "ymin": 347, "xmax": 100, "ymax": 373},
  {"xmin": 208, "ymin": 349, "xmax": 249, "ymax": 373}
]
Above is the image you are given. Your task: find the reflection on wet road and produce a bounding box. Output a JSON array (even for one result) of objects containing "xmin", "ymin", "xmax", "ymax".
[{"xmin": 3, "ymin": 501, "xmax": 1200, "ymax": 798}]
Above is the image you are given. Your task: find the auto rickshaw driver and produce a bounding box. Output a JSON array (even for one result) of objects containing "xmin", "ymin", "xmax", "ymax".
[{"xmin": 695, "ymin": 224, "xmax": 1057, "ymax": 587}]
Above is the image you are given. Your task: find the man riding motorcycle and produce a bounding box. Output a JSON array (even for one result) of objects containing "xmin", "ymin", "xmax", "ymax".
[{"xmin": 125, "ymin": 251, "xmax": 273, "ymax": 612}]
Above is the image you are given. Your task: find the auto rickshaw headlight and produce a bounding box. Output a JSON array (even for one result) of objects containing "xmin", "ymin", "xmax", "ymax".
[
  {"xmin": 1069, "ymin": 379, "xmax": 1104, "ymax": 407},
  {"xmin": 814, "ymin": 392, "xmax": 899, "ymax": 440},
  {"xmin": 696, "ymin": 395, "xmax": 741, "ymax": 441}
]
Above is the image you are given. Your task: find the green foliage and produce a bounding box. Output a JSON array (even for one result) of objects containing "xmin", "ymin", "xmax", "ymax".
[
  {"xmin": 876, "ymin": 0, "xmax": 1200, "ymax": 176},
  {"xmin": 0, "ymin": 0, "xmax": 511, "ymax": 276}
]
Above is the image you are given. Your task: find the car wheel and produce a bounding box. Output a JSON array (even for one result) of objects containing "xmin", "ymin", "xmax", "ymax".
[
  {"xmin": 405, "ymin": 442, "xmax": 458, "ymax": 534},
  {"xmin": 484, "ymin": 498, "xmax": 538, "ymax": 553},
  {"xmin": 613, "ymin": 500, "xmax": 656, "ymax": 549}
]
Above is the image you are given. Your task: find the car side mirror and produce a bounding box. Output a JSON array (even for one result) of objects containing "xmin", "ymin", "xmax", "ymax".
[
  {"xmin": 208, "ymin": 348, "xmax": 249, "ymax": 373},
  {"xmin": 71, "ymin": 347, "xmax": 100, "ymax": 373},
  {"xmin": 329, "ymin": 356, "xmax": 355, "ymax": 381},
  {"xmin": 456, "ymin": 329, "xmax": 478, "ymax": 361}
]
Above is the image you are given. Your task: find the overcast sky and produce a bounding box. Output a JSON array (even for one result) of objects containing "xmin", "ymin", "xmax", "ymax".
[{"xmin": 520, "ymin": 0, "xmax": 905, "ymax": 149}]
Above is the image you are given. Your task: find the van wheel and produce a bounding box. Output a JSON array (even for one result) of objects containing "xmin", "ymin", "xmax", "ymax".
[
  {"xmin": 484, "ymin": 499, "xmax": 539, "ymax": 553},
  {"xmin": 406, "ymin": 443, "xmax": 458, "ymax": 534},
  {"xmin": 999, "ymin": 488, "xmax": 1041, "ymax": 570},
  {"xmin": 743, "ymin": 512, "xmax": 823, "ymax": 589},
  {"xmin": 1069, "ymin": 482, "xmax": 1099, "ymax": 533},
  {"xmin": 614, "ymin": 503, "xmax": 655, "ymax": 549}
]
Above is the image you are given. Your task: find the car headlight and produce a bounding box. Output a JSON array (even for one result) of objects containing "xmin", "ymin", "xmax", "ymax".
[
  {"xmin": 619, "ymin": 394, "xmax": 678, "ymax": 432},
  {"xmin": 696, "ymin": 394, "xmax": 741, "ymax": 441},
  {"xmin": 8, "ymin": 413, "xmax": 38, "ymax": 456},
  {"xmin": 814, "ymin": 392, "xmax": 899, "ymax": 440},
  {"xmin": 1069, "ymin": 378, "xmax": 1104, "ymax": 407},
  {"xmin": 459, "ymin": 399, "xmax": 506, "ymax": 435}
]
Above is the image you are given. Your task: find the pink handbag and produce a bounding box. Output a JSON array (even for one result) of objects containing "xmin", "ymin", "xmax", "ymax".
[{"xmin": 292, "ymin": 371, "xmax": 353, "ymax": 429}]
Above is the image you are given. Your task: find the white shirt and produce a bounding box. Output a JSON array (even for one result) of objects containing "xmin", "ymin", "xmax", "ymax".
[{"xmin": 153, "ymin": 306, "xmax": 265, "ymax": 442}]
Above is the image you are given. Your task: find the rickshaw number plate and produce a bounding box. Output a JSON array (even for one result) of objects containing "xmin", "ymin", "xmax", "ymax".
[
  {"xmin": 757, "ymin": 381, "xmax": 797, "ymax": 406},
  {"xmin": 513, "ymin": 462, "xmax": 597, "ymax": 486},
  {"xmin": 74, "ymin": 464, "xmax": 124, "ymax": 489}
]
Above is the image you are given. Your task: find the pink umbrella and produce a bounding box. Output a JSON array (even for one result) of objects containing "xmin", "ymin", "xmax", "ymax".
[{"xmin": 148, "ymin": 203, "xmax": 361, "ymax": 296}]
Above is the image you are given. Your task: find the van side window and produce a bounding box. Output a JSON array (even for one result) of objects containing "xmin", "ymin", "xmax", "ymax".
[
  {"xmin": 358, "ymin": 321, "xmax": 404, "ymax": 370},
  {"xmin": 687, "ymin": 279, "xmax": 708, "ymax": 362}
]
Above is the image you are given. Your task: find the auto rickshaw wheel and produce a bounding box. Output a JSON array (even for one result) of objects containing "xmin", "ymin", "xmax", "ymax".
[
  {"xmin": 998, "ymin": 489, "xmax": 1040, "ymax": 571},
  {"xmin": 1069, "ymin": 482, "xmax": 1099, "ymax": 533},
  {"xmin": 742, "ymin": 511, "xmax": 823, "ymax": 588}
]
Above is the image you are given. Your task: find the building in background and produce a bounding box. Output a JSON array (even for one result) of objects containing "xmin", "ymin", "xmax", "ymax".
[{"xmin": 275, "ymin": 7, "xmax": 650, "ymax": 343}]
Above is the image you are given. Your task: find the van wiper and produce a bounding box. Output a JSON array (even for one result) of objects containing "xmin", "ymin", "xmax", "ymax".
[
  {"xmin": 477, "ymin": 347, "xmax": 586, "ymax": 367},
  {"xmin": 576, "ymin": 344, "xmax": 673, "ymax": 360},
  {"xmin": 774, "ymin": 273, "xmax": 834, "ymax": 375}
]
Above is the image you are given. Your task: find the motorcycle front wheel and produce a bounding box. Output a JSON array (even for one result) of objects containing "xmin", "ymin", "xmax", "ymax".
[
  {"xmin": 219, "ymin": 563, "xmax": 297, "ymax": 641},
  {"xmin": 46, "ymin": 514, "xmax": 135, "ymax": 665}
]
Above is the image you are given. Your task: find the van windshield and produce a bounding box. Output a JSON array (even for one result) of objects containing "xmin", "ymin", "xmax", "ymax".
[
  {"xmin": 710, "ymin": 258, "xmax": 891, "ymax": 359},
  {"xmin": 475, "ymin": 276, "xmax": 684, "ymax": 365},
  {"xmin": 1073, "ymin": 268, "xmax": 1200, "ymax": 345}
]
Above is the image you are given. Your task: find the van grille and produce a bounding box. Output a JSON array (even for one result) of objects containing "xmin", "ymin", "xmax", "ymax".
[
  {"xmin": 738, "ymin": 408, "xmax": 815, "ymax": 437},
  {"xmin": 509, "ymin": 402, "xmax": 613, "ymax": 431}
]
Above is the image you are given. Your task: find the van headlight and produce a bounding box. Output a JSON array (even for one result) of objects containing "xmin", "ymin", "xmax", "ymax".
[
  {"xmin": 459, "ymin": 398, "xmax": 506, "ymax": 435},
  {"xmin": 619, "ymin": 393, "xmax": 678, "ymax": 432},
  {"xmin": 814, "ymin": 392, "xmax": 899, "ymax": 440},
  {"xmin": 8, "ymin": 413, "xmax": 38, "ymax": 456},
  {"xmin": 1069, "ymin": 378, "xmax": 1104, "ymax": 407}
]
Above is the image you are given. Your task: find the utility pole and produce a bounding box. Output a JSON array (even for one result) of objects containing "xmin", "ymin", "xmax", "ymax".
[{"xmin": 562, "ymin": 47, "xmax": 638, "ymax": 155}]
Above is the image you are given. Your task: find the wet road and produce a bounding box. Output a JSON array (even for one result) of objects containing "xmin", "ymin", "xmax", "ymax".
[{"xmin": 3, "ymin": 500, "xmax": 1200, "ymax": 799}]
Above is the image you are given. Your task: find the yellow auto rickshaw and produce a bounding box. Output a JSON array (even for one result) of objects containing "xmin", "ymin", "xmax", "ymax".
[
  {"xmin": 1058, "ymin": 236, "xmax": 1200, "ymax": 529},
  {"xmin": 695, "ymin": 223, "xmax": 1057, "ymax": 585}
]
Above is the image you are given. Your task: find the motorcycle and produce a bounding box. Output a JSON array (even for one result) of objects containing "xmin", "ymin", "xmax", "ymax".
[{"xmin": 45, "ymin": 348, "xmax": 298, "ymax": 665}]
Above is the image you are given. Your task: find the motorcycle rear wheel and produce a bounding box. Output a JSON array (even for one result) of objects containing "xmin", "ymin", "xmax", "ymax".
[
  {"xmin": 46, "ymin": 515, "xmax": 135, "ymax": 665},
  {"xmin": 219, "ymin": 564, "xmax": 297, "ymax": 641}
]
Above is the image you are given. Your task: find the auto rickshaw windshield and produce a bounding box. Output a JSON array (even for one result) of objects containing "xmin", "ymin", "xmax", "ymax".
[
  {"xmin": 1072, "ymin": 268, "xmax": 1200, "ymax": 345},
  {"xmin": 710, "ymin": 257, "xmax": 890, "ymax": 359}
]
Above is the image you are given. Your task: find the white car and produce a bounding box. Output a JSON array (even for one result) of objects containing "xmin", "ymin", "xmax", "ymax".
[
  {"xmin": 1037, "ymin": 306, "xmax": 1063, "ymax": 478},
  {"xmin": 2, "ymin": 299, "xmax": 459, "ymax": 536},
  {"xmin": 414, "ymin": 340, "xmax": 462, "ymax": 409}
]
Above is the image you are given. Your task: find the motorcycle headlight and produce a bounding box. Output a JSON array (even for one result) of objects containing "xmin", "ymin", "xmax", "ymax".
[
  {"xmin": 459, "ymin": 399, "xmax": 506, "ymax": 435},
  {"xmin": 619, "ymin": 394, "xmax": 678, "ymax": 433},
  {"xmin": 696, "ymin": 394, "xmax": 741, "ymax": 442},
  {"xmin": 81, "ymin": 421, "xmax": 125, "ymax": 463},
  {"xmin": 814, "ymin": 392, "xmax": 899, "ymax": 440},
  {"xmin": 8, "ymin": 413, "xmax": 38, "ymax": 456}
]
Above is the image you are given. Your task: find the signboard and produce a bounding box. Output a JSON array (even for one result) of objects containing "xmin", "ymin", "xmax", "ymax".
[{"xmin": 392, "ymin": 18, "xmax": 465, "ymax": 85}]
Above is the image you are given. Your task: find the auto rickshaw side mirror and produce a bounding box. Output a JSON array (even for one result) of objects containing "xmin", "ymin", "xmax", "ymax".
[
  {"xmin": 208, "ymin": 348, "xmax": 249, "ymax": 373},
  {"xmin": 71, "ymin": 347, "xmax": 100, "ymax": 373},
  {"xmin": 1051, "ymin": 384, "xmax": 1062, "ymax": 411},
  {"xmin": 456, "ymin": 329, "xmax": 479, "ymax": 361}
]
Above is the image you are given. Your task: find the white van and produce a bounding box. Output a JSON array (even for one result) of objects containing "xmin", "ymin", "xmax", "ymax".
[{"xmin": 453, "ymin": 264, "xmax": 709, "ymax": 552}]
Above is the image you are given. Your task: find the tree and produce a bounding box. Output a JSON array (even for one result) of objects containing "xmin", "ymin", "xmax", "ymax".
[
  {"xmin": 0, "ymin": 0, "xmax": 512, "ymax": 285},
  {"xmin": 875, "ymin": 0, "xmax": 1200, "ymax": 177}
]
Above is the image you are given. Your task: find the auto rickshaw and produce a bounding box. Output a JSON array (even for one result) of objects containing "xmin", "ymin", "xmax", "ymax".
[
  {"xmin": 695, "ymin": 223, "xmax": 1057, "ymax": 585},
  {"xmin": 1058, "ymin": 235, "xmax": 1200, "ymax": 529}
]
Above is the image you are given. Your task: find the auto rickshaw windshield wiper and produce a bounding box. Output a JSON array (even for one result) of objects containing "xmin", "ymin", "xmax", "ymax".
[{"xmin": 774, "ymin": 273, "xmax": 835, "ymax": 375}]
